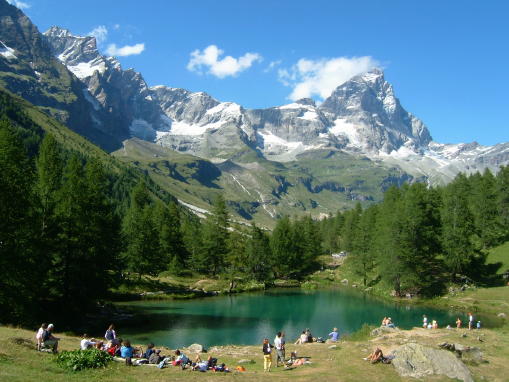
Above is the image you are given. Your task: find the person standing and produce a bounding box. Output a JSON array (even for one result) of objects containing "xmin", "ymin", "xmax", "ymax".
[
  {"xmin": 422, "ymin": 315, "xmax": 428, "ymax": 328},
  {"xmin": 274, "ymin": 332, "xmax": 285, "ymax": 367},
  {"xmin": 468, "ymin": 313, "xmax": 474, "ymax": 330},
  {"xmin": 456, "ymin": 317, "xmax": 462, "ymax": 329},
  {"xmin": 262, "ymin": 338, "xmax": 274, "ymax": 372},
  {"xmin": 105, "ymin": 324, "xmax": 116, "ymax": 341}
]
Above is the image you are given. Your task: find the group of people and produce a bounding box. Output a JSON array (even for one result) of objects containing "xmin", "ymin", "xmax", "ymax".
[
  {"xmin": 422, "ymin": 313, "xmax": 481, "ymax": 330},
  {"xmin": 35, "ymin": 323, "xmax": 60, "ymax": 353},
  {"xmin": 261, "ymin": 327, "xmax": 339, "ymax": 372},
  {"xmin": 380, "ymin": 317, "xmax": 396, "ymax": 328}
]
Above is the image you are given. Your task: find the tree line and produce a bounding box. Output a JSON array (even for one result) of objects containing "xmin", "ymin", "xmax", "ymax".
[
  {"xmin": 319, "ymin": 169, "xmax": 509, "ymax": 296},
  {"xmin": 1, "ymin": 91, "xmax": 508, "ymax": 325}
]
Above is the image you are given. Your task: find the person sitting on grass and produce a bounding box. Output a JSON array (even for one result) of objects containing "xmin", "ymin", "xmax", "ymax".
[
  {"xmin": 364, "ymin": 347, "xmax": 384, "ymax": 364},
  {"xmin": 149, "ymin": 349, "xmax": 164, "ymax": 364},
  {"xmin": 35, "ymin": 323, "xmax": 47, "ymax": 351},
  {"xmin": 42, "ymin": 324, "xmax": 59, "ymax": 353},
  {"xmin": 120, "ymin": 340, "xmax": 136, "ymax": 365},
  {"xmin": 143, "ymin": 342, "xmax": 155, "ymax": 359},
  {"xmin": 328, "ymin": 327, "xmax": 340, "ymax": 342},
  {"xmin": 173, "ymin": 349, "xmax": 191, "ymax": 368},
  {"xmin": 295, "ymin": 331, "xmax": 308, "ymax": 344},
  {"xmin": 104, "ymin": 324, "xmax": 116, "ymax": 342},
  {"xmin": 80, "ymin": 334, "xmax": 97, "ymax": 350},
  {"xmin": 386, "ymin": 317, "xmax": 395, "ymax": 328}
]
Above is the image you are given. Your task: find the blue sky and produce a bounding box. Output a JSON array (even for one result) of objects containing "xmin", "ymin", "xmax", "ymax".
[{"xmin": 16, "ymin": 0, "xmax": 509, "ymax": 145}]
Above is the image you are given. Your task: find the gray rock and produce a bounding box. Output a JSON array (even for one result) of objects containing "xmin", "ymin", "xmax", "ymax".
[
  {"xmin": 238, "ymin": 359, "xmax": 255, "ymax": 364},
  {"xmin": 187, "ymin": 343, "xmax": 205, "ymax": 353},
  {"xmin": 340, "ymin": 279, "xmax": 348, "ymax": 285},
  {"xmin": 497, "ymin": 312, "xmax": 506, "ymax": 318},
  {"xmin": 328, "ymin": 345, "xmax": 338, "ymax": 350},
  {"xmin": 392, "ymin": 343, "xmax": 473, "ymax": 382},
  {"xmin": 461, "ymin": 347, "xmax": 483, "ymax": 364},
  {"xmin": 371, "ymin": 326, "xmax": 399, "ymax": 337}
]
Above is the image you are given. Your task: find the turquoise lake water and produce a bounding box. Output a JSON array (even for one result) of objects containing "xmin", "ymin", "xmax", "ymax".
[{"xmin": 114, "ymin": 288, "xmax": 474, "ymax": 349}]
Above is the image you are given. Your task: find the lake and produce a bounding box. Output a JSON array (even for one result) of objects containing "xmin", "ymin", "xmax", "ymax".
[{"xmin": 115, "ymin": 288, "xmax": 468, "ymax": 349}]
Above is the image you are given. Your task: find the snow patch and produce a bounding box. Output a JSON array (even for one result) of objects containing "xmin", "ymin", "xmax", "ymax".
[
  {"xmin": 258, "ymin": 130, "xmax": 302, "ymax": 150},
  {"xmin": 170, "ymin": 120, "xmax": 210, "ymax": 136},
  {"xmin": 329, "ymin": 118, "xmax": 360, "ymax": 145},
  {"xmin": 67, "ymin": 60, "xmax": 106, "ymax": 79},
  {"xmin": 0, "ymin": 41, "xmax": 17, "ymax": 60},
  {"xmin": 206, "ymin": 102, "xmax": 241, "ymax": 116},
  {"xmin": 278, "ymin": 102, "xmax": 314, "ymax": 111}
]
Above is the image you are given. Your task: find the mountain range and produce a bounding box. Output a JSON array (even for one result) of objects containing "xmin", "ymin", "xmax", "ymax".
[{"xmin": 1, "ymin": 0, "xmax": 508, "ymax": 225}]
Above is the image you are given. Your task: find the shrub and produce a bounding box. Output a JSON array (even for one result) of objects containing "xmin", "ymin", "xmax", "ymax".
[
  {"xmin": 55, "ymin": 348, "xmax": 112, "ymax": 371},
  {"xmin": 343, "ymin": 324, "xmax": 375, "ymax": 342}
]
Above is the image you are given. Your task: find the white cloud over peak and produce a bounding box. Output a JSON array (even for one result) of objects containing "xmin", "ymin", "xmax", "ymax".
[
  {"xmin": 106, "ymin": 43, "xmax": 145, "ymax": 57},
  {"xmin": 88, "ymin": 25, "xmax": 108, "ymax": 45},
  {"xmin": 187, "ymin": 45, "xmax": 262, "ymax": 78},
  {"xmin": 7, "ymin": 0, "xmax": 30, "ymax": 9},
  {"xmin": 278, "ymin": 56, "xmax": 380, "ymax": 101}
]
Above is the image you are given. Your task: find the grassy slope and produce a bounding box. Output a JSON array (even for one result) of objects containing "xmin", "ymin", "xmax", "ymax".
[
  {"xmin": 486, "ymin": 241, "xmax": 509, "ymax": 275},
  {"xmin": 113, "ymin": 139, "xmax": 409, "ymax": 228}
]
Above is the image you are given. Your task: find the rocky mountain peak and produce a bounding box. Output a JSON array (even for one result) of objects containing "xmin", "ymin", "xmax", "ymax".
[{"xmin": 295, "ymin": 98, "xmax": 316, "ymax": 107}]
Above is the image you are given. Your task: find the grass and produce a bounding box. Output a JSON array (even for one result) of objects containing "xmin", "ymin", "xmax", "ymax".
[{"xmin": 486, "ymin": 241, "xmax": 509, "ymax": 274}]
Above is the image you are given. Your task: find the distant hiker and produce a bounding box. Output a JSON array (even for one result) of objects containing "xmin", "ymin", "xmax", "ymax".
[
  {"xmin": 42, "ymin": 323, "xmax": 59, "ymax": 353},
  {"xmin": 274, "ymin": 331, "xmax": 285, "ymax": 367},
  {"xmin": 456, "ymin": 317, "xmax": 462, "ymax": 329},
  {"xmin": 35, "ymin": 323, "xmax": 47, "ymax": 350},
  {"xmin": 105, "ymin": 324, "xmax": 116, "ymax": 341},
  {"xmin": 422, "ymin": 315, "xmax": 428, "ymax": 328},
  {"xmin": 80, "ymin": 334, "xmax": 97, "ymax": 350},
  {"xmin": 262, "ymin": 338, "xmax": 274, "ymax": 372},
  {"xmin": 328, "ymin": 327, "xmax": 339, "ymax": 342},
  {"xmin": 468, "ymin": 313, "xmax": 474, "ymax": 330}
]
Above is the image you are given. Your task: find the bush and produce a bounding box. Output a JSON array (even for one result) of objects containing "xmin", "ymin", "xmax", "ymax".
[
  {"xmin": 55, "ymin": 348, "xmax": 112, "ymax": 371},
  {"xmin": 343, "ymin": 324, "xmax": 375, "ymax": 342}
]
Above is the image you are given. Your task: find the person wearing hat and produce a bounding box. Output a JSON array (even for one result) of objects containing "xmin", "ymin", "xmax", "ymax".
[{"xmin": 42, "ymin": 324, "xmax": 59, "ymax": 353}]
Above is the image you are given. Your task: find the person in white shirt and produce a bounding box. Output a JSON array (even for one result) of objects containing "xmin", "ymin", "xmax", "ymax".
[
  {"xmin": 468, "ymin": 313, "xmax": 474, "ymax": 330},
  {"xmin": 422, "ymin": 315, "xmax": 428, "ymax": 328},
  {"xmin": 80, "ymin": 334, "xmax": 97, "ymax": 350},
  {"xmin": 35, "ymin": 323, "xmax": 47, "ymax": 350},
  {"xmin": 274, "ymin": 331, "xmax": 285, "ymax": 366}
]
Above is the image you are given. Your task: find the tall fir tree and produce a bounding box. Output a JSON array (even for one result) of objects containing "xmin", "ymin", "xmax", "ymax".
[{"xmin": 0, "ymin": 119, "xmax": 41, "ymax": 322}]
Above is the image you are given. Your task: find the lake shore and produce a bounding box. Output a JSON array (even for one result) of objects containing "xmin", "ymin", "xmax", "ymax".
[{"xmin": 2, "ymin": 316, "xmax": 508, "ymax": 381}]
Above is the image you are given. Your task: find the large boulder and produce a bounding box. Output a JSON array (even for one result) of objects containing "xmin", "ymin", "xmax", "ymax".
[
  {"xmin": 187, "ymin": 343, "xmax": 205, "ymax": 353},
  {"xmin": 392, "ymin": 343, "xmax": 473, "ymax": 382},
  {"xmin": 371, "ymin": 326, "xmax": 399, "ymax": 337}
]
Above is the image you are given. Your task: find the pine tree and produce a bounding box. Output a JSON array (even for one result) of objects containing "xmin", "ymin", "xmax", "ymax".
[
  {"xmin": 245, "ymin": 224, "xmax": 273, "ymax": 282},
  {"xmin": 197, "ymin": 195, "xmax": 229, "ymax": 275},
  {"xmin": 122, "ymin": 181, "xmax": 160, "ymax": 278},
  {"xmin": 351, "ymin": 205, "xmax": 378, "ymax": 287},
  {"xmin": 341, "ymin": 203, "xmax": 362, "ymax": 252},
  {"xmin": 496, "ymin": 166, "xmax": 509, "ymax": 239},
  {"xmin": 270, "ymin": 216, "xmax": 296, "ymax": 278},
  {"xmin": 441, "ymin": 174, "xmax": 480, "ymax": 279},
  {"xmin": 470, "ymin": 169, "xmax": 503, "ymax": 248},
  {"xmin": 0, "ymin": 119, "xmax": 41, "ymax": 322},
  {"xmin": 154, "ymin": 200, "xmax": 187, "ymax": 274}
]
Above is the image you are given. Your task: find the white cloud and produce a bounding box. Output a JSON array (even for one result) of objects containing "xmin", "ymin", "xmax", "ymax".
[
  {"xmin": 106, "ymin": 43, "xmax": 145, "ymax": 57},
  {"xmin": 278, "ymin": 56, "xmax": 380, "ymax": 101},
  {"xmin": 264, "ymin": 60, "xmax": 282, "ymax": 72},
  {"xmin": 7, "ymin": 0, "xmax": 30, "ymax": 9},
  {"xmin": 88, "ymin": 25, "xmax": 108, "ymax": 45},
  {"xmin": 187, "ymin": 45, "xmax": 262, "ymax": 78},
  {"xmin": 113, "ymin": 24, "xmax": 121, "ymax": 30}
]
